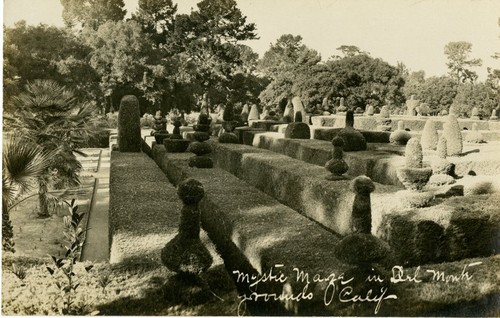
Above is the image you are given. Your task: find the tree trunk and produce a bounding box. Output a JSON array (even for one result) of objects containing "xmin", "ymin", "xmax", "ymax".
[
  {"xmin": 38, "ymin": 181, "xmax": 50, "ymax": 218},
  {"xmin": 2, "ymin": 200, "xmax": 15, "ymax": 252}
]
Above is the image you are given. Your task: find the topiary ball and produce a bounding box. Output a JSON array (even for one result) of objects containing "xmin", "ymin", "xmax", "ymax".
[
  {"xmin": 218, "ymin": 132, "xmax": 239, "ymax": 144},
  {"xmin": 337, "ymin": 127, "xmax": 367, "ymax": 151},
  {"xmin": 352, "ymin": 175, "xmax": 375, "ymax": 195},
  {"xmin": 177, "ymin": 178, "xmax": 205, "ymax": 205},
  {"xmin": 188, "ymin": 142, "xmax": 212, "ymax": 156},
  {"xmin": 389, "ymin": 130, "xmax": 411, "ymax": 145},
  {"xmin": 188, "ymin": 156, "xmax": 214, "ymax": 169}
]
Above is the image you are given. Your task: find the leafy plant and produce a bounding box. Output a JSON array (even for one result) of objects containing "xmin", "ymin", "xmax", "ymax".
[
  {"xmin": 11, "ymin": 263, "xmax": 27, "ymax": 281},
  {"xmin": 46, "ymin": 199, "xmax": 93, "ymax": 315}
]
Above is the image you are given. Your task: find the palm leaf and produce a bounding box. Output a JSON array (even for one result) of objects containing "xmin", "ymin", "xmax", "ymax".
[{"xmin": 2, "ymin": 135, "xmax": 53, "ymax": 204}]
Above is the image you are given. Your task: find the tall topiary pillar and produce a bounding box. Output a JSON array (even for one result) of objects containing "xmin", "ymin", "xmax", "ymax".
[
  {"xmin": 219, "ymin": 104, "xmax": 239, "ymax": 143},
  {"xmin": 443, "ymin": 114, "xmax": 463, "ymax": 156},
  {"xmin": 351, "ymin": 176, "xmax": 375, "ymax": 234},
  {"xmin": 420, "ymin": 119, "xmax": 438, "ymax": 150},
  {"xmin": 118, "ymin": 95, "xmax": 141, "ymax": 152}
]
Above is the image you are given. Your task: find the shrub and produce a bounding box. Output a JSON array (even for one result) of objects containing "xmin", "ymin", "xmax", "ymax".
[
  {"xmin": 421, "ymin": 120, "xmax": 438, "ymax": 150},
  {"xmin": 428, "ymin": 174, "xmax": 455, "ymax": 186},
  {"xmin": 397, "ymin": 137, "xmax": 432, "ymax": 190},
  {"xmin": 366, "ymin": 105, "xmax": 374, "ymax": 116},
  {"xmin": 396, "ymin": 190, "xmax": 435, "ymax": 208},
  {"xmin": 118, "ymin": 95, "xmax": 141, "ymax": 152},
  {"xmin": 405, "ymin": 138, "xmax": 423, "ymax": 168},
  {"xmin": 325, "ymin": 137, "xmax": 348, "ymax": 179},
  {"xmin": 248, "ymin": 104, "xmax": 259, "ymax": 121},
  {"xmin": 389, "ymin": 121, "xmax": 411, "ymax": 145},
  {"xmin": 443, "ymin": 114, "xmax": 462, "ymax": 156},
  {"xmin": 284, "ymin": 112, "xmax": 310, "ymax": 139},
  {"xmin": 380, "ymin": 105, "xmax": 390, "ymax": 118},
  {"xmin": 351, "ymin": 176, "xmax": 375, "ymax": 234}
]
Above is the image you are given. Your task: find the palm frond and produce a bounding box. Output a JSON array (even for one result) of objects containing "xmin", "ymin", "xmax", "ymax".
[{"xmin": 2, "ymin": 135, "xmax": 53, "ymax": 202}]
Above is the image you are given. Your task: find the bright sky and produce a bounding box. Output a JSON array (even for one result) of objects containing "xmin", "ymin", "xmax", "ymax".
[{"xmin": 3, "ymin": 0, "xmax": 500, "ymax": 81}]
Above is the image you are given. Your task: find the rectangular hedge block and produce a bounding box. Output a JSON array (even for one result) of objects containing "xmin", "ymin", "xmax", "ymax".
[
  {"xmin": 251, "ymin": 132, "xmax": 405, "ymax": 187},
  {"xmin": 209, "ymin": 141, "xmax": 400, "ymax": 236}
]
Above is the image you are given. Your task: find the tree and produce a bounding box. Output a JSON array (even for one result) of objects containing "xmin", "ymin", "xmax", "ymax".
[
  {"xmin": 5, "ymin": 80, "xmax": 103, "ymax": 217},
  {"xmin": 444, "ymin": 41, "xmax": 482, "ymax": 84},
  {"xmin": 3, "ymin": 21, "xmax": 100, "ymax": 110},
  {"xmin": 61, "ymin": 0, "xmax": 126, "ymax": 29},
  {"xmin": 132, "ymin": 0, "xmax": 178, "ymax": 47},
  {"xmin": 452, "ymin": 82, "xmax": 499, "ymax": 118},
  {"xmin": 403, "ymin": 70, "xmax": 426, "ymax": 99},
  {"xmin": 164, "ymin": 0, "xmax": 259, "ymax": 109},
  {"xmin": 82, "ymin": 20, "xmax": 169, "ymax": 113},
  {"xmin": 329, "ymin": 45, "xmax": 369, "ymax": 60},
  {"xmin": 3, "ymin": 136, "xmax": 52, "ymax": 252},
  {"xmin": 324, "ymin": 55, "xmax": 405, "ymax": 109},
  {"xmin": 258, "ymin": 34, "xmax": 321, "ymax": 106},
  {"xmin": 413, "ymin": 76, "xmax": 458, "ymax": 114}
]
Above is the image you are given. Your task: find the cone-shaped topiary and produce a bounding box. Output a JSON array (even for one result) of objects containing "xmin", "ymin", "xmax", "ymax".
[
  {"xmin": 241, "ymin": 104, "xmax": 249, "ymax": 124},
  {"xmin": 380, "ymin": 105, "xmax": 390, "ymax": 118},
  {"xmin": 248, "ymin": 104, "xmax": 259, "ymax": 122},
  {"xmin": 118, "ymin": 95, "xmax": 141, "ymax": 152},
  {"xmin": 161, "ymin": 178, "xmax": 213, "ymax": 275},
  {"xmin": 389, "ymin": 121, "xmax": 411, "ymax": 145},
  {"xmin": 292, "ymin": 96, "xmax": 307, "ymax": 123},
  {"xmin": 337, "ymin": 97, "xmax": 347, "ymax": 113},
  {"xmin": 397, "ymin": 137, "xmax": 432, "ymax": 191},
  {"xmin": 420, "ymin": 119, "xmax": 438, "ymax": 150},
  {"xmin": 337, "ymin": 110, "xmax": 367, "ymax": 151},
  {"xmin": 325, "ymin": 137, "xmax": 349, "ymax": 180},
  {"xmin": 443, "ymin": 114, "xmax": 462, "ymax": 156},
  {"xmin": 490, "ymin": 108, "xmax": 498, "ymax": 120},
  {"xmin": 405, "ymin": 138, "xmax": 422, "ymax": 168},
  {"xmin": 351, "ymin": 176, "xmax": 375, "ymax": 234},
  {"xmin": 436, "ymin": 136, "xmax": 447, "ymax": 159},
  {"xmin": 284, "ymin": 111, "xmax": 310, "ymax": 139},
  {"xmin": 366, "ymin": 104, "xmax": 374, "ymax": 116}
]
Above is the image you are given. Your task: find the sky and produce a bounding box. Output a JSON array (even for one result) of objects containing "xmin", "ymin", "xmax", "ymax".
[{"xmin": 3, "ymin": 0, "xmax": 500, "ymax": 81}]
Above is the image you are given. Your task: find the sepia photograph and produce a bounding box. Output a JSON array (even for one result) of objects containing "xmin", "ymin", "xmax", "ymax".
[{"xmin": 2, "ymin": 0, "xmax": 500, "ymax": 316}]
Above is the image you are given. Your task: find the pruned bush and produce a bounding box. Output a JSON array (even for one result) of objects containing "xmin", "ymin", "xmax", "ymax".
[
  {"xmin": 396, "ymin": 190, "xmax": 434, "ymax": 208},
  {"xmin": 405, "ymin": 138, "xmax": 423, "ymax": 168},
  {"xmin": 428, "ymin": 174, "xmax": 456, "ymax": 186},
  {"xmin": 118, "ymin": 95, "xmax": 141, "ymax": 152},
  {"xmin": 443, "ymin": 114, "xmax": 463, "ymax": 156},
  {"xmin": 397, "ymin": 167, "xmax": 433, "ymax": 191},
  {"xmin": 421, "ymin": 120, "xmax": 438, "ymax": 150},
  {"xmin": 390, "ymin": 122, "xmax": 411, "ymax": 145}
]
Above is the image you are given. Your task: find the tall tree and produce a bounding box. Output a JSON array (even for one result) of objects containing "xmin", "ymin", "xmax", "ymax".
[
  {"xmin": 444, "ymin": 41, "xmax": 482, "ymax": 84},
  {"xmin": 258, "ymin": 34, "xmax": 321, "ymax": 106},
  {"xmin": 452, "ymin": 82, "xmax": 499, "ymax": 118},
  {"xmin": 165, "ymin": 0, "xmax": 259, "ymax": 108},
  {"xmin": 61, "ymin": 0, "xmax": 126, "ymax": 29},
  {"xmin": 3, "ymin": 21, "xmax": 99, "ymax": 110},
  {"xmin": 412, "ymin": 76, "xmax": 458, "ymax": 114},
  {"xmin": 330, "ymin": 45, "xmax": 369, "ymax": 60},
  {"xmin": 82, "ymin": 20, "xmax": 169, "ymax": 112},
  {"xmin": 132, "ymin": 0, "xmax": 178, "ymax": 47}
]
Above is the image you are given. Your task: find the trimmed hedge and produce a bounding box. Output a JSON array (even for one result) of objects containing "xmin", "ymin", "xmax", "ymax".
[{"xmin": 118, "ymin": 95, "xmax": 141, "ymax": 152}]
